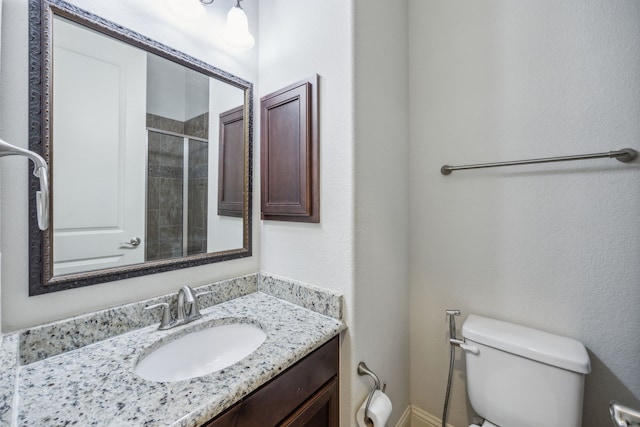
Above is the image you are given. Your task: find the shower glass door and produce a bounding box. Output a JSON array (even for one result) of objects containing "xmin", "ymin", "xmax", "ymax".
[{"xmin": 146, "ymin": 129, "xmax": 209, "ymax": 261}]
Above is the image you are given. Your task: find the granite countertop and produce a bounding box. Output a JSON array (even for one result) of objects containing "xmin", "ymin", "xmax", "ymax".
[{"xmin": 0, "ymin": 274, "xmax": 345, "ymax": 426}]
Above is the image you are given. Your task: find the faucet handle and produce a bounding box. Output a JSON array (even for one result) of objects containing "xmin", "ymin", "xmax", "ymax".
[
  {"xmin": 195, "ymin": 290, "xmax": 213, "ymax": 301},
  {"xmin": 145, "ymin": 303, "xmax": 174, "ymax": 330},
  {"xmin": 188, "ymin": 290, "xmax": 212, "ymax": 320}
]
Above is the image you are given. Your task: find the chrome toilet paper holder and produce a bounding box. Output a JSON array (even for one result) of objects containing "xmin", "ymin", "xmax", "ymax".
[
  {"xmin": 358, "ymin": 362, "xmax": 387, "ymax": 424},
  {"xmin": 610, "ymin": 401, "xmax": 640, "ymax": 426}
]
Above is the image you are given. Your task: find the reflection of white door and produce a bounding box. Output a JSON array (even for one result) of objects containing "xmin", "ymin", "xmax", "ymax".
[{"xmin": 52, "ymin": 18, "xmax": 147, "ymax": 276}]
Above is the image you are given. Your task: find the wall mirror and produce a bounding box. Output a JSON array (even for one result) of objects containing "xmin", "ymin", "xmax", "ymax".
[{"xmin": 28, "ymin": 0, "xmax": 253, "ymax": 295}]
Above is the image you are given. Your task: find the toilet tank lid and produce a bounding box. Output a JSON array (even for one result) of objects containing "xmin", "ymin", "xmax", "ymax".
[{"xmin": 462, "ymin": 315, "xmax": 591, "ymax": 374}]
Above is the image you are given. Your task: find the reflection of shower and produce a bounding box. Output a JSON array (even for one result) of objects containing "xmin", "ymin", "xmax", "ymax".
[
  {"xmin": 145, "ymin": 53, "xmax": 210, "ymax": 261},
  {"xmin": 146, "ymin": 123, "xmax": 209, "ymax": 262}
]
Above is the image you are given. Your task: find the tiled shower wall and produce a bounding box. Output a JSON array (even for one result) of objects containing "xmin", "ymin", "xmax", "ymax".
[
  {"xmin": 187, "ymin": 139, "xmax": 208, "ymax": 255},
  {"xmin": 146, "ymin": 113, "xmax": 209, "ymax": 261}
]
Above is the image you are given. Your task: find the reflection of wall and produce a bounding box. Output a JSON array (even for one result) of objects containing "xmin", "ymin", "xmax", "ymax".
[
  {"xmin": 207, "ymin": 78, "xmax": 245, "ymax": 252},
  {"xmin": 146, "ymin": 53, "xmax": 209, "ymax": 122},
  {"xmin": 146, "ymin": 113, "xmax": 209, "ymax": 261}
]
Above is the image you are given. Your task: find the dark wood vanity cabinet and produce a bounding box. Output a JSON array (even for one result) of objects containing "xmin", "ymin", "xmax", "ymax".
[
  {"xmin": 203, "ymin": 336, "xmax": 339, "ymax": 427},
  {"xmin": 280, "ymin": 378, "xmax": 338, "ymax": 427}
]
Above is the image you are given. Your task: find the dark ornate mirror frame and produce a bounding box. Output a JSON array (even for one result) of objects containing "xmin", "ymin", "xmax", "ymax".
[{"xmin": 28, "ymin": 0, "xmax": 253, "ymax": 295}]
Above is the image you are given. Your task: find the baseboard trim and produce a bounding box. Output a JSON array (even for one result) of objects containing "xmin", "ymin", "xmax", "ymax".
[
  {"xmin": 410, "ymin": 405, "xmax": 455, "ymax": 427},
  {"xmin": 395, "ymin": 405, "xmax": 411, "ymax": 427}
]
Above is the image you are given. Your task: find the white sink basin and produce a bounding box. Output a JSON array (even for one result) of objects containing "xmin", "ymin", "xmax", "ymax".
[{"xmin": 134, "ymin": 323, "xmax": 266, "ymax": 382}]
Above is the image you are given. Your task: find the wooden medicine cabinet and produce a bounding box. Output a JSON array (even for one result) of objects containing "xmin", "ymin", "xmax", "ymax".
[{"xmin": 260, "ymin": 76, "xmax": 319, "ymax": 223}]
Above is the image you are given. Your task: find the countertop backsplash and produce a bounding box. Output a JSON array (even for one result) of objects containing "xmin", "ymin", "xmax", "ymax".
[{"xmin": 19, "ymin": 274, "xmax": 259, "ymax": 365}]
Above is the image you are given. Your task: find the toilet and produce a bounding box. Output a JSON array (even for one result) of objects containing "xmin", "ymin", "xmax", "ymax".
[{"xmin": 461, "ymin": 314, "xmax": 591, "ymax": 427}]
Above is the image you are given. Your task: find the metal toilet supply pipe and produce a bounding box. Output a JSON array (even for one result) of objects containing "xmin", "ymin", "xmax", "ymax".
[
  {"xmin": 442, "ymin": 310, "xmax": 479, "ymax": 427},
  {"xmin": 442, "ymin": 310, "xmax": 460, "ymax": 427}
]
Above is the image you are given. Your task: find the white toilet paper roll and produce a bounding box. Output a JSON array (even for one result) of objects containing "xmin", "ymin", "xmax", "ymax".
[{"xmin": 357, "ymin": 389, "xmax": 393, "ymax": 427}]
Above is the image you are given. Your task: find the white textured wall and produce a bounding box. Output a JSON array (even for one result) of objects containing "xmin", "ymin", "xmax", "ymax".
[
  {"xmin": 258, "ymin": 1, "xmax": 356, "ymax": 425},
  {"xmin": 259, "ymin": 1, "xmax": 411, "ymax": 425},
  {"xmin": 353, "ymin": 0, "xmax": 410, "ymax": 425},
  {"xmin": 0, "ymin": 0, "xmax": 259, "ymax": 331},
  {"xmin": 409, "ymin": 1, "xmax": 640, "ymax": 426}
]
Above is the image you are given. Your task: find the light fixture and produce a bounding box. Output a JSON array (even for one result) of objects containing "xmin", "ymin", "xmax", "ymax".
[
  {"xmin": 166, "ymin": 0, "xmax": 255, "ymax": 50},
  {"xmin": 198, "ymin": 0, "xmax": 255, "ymax": 50},
  {"xmin": 222, "ymin": 0, "xmax": 255, "ymax": 50}
]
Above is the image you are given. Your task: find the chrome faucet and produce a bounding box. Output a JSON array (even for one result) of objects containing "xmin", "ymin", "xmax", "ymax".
[
  {"xmin": 145, "ymin": 285, "xmax": 211, "ymax": 330},
  {"xmin": 176, "ymin": 285, "xmax": 200, "ymax": 323}
]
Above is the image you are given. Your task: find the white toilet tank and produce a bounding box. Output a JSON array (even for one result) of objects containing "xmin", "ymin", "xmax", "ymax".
[{"xmin": 462, "ymin": 315, "xmax": 591, "ymax": 427}]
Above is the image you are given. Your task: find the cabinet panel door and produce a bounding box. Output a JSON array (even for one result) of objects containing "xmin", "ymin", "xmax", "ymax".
[
  {"xmin": 260, "ymin": 76, "xmax": 319, "ymax": 223},
  {"xmin": 279, "ymin": 378, "xmax": 338, "ymax": 427},
  {"xmin": 218, "ymin": 106, "xmax": 244, "ymax": 217},
  {"xmin": 203, "ymin": 336, "xmax": 338, "ymax": 427}
]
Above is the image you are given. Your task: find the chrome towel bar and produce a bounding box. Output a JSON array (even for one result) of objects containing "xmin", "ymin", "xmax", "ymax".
[{"xmin": 441, "ymin": 148, "xmax": 637, "ymax": 176}]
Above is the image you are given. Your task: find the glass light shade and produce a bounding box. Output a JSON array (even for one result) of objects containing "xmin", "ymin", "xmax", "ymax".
[
  {"xmin": 164, "ymin": 0, "xmax": 206, "ymax": 22},
  {"xmin": 223, "ymin": 5, "xmax": 255, "ymax": 50}
]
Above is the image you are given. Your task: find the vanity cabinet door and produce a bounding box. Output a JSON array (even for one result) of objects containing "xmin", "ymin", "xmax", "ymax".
[
  {"xmin": 203, "ymin": 336, "xmax": 339, "ymax": 427},
  {"xmin": 280, "ymin": 377, "xmax": 338, "ymax": 427}
]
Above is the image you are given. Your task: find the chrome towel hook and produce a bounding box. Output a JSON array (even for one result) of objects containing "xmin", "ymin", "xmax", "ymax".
[{"xmin": 0, "ymin": 138, "xmax": 49, "ymax": 230}]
